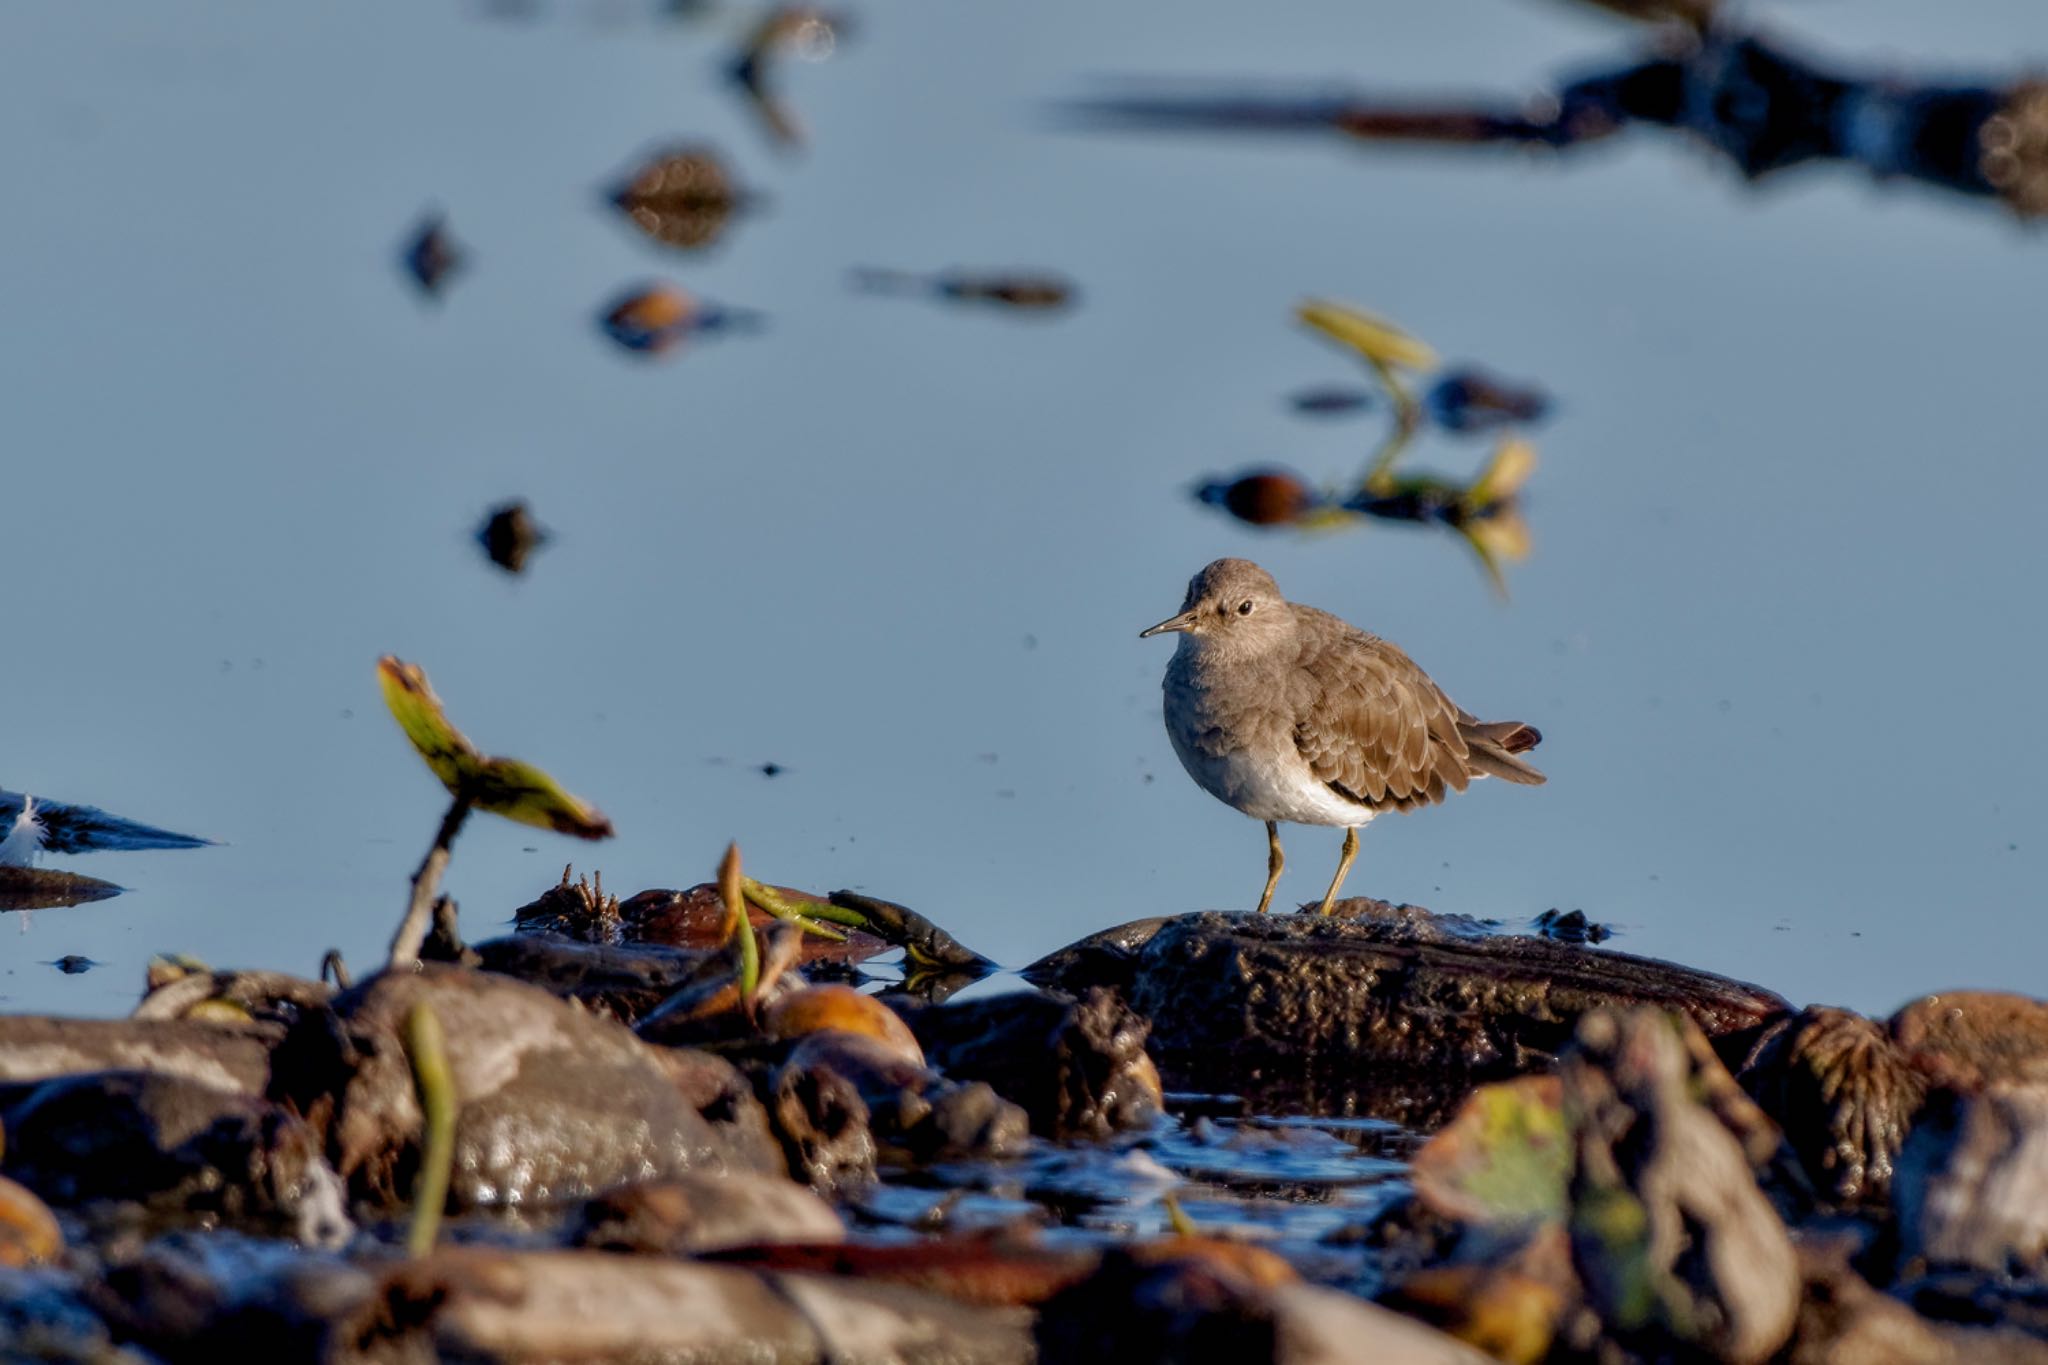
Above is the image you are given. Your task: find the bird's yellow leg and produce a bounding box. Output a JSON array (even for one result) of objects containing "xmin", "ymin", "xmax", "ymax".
[
  {"xmin": 1317, "ymin": 826, "xmax": 1360, "ymax": 916},
  {"xmin": 1255, "ymin": 820, "xmax": 1284, "ymax": 914}
]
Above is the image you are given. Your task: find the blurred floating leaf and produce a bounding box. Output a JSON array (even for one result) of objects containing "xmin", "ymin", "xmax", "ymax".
[
  {"xmin": 1427, "ymin": 369, "xmax": 1553, "ymax": 435},
  {"xmin": 1411, "ymin": 1074, "xmax": 1570, "ymax": 1227},
  {"xmin": 399, "ymin": 210, "xmax": 465, "ymax": 300},
  {"xmin": 45, "ymin": 955, "xmax": 101, "ymax": 974},
  {"xmin": 850, "ymin": 267, "xmax": 1077, "ymax": 312},
  {"xmin": 609, "ymin": 145, "xmax": 752, "ymax": 251},
  {"xmin": 376, "ymin": 657, "xmax": 613, "ymax": 840},
  {"xmin": 1467, "ymin": 435, "xmax": 1539, "ymax": 506},
  {"xmin": 0, "ymin": 790, "xmax": 214, "ymax": 858},
  {"xmin": 598, "ymin": 282, "xmax": 764, "ymax": 355},
  {"xmin": 0, "ymin": 867, "xmax": 123, "ymax": 913},
  {"xmin": 475, "ymin": 500, "xmax": 550, "ymax": 575},
  {"xmin": 1297, "ymin": 299, "xmax": 1439, "ymax": 373}
]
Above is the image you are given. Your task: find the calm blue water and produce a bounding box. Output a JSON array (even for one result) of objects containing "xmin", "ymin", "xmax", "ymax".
[{"xmin": 4, "ymin": 0, "xmax": 2044, "ymax": 1019}]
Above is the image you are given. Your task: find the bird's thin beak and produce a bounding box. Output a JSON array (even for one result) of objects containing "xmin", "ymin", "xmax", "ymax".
[{"xmin": 1139, "ymin": 610, "xmax": 1198, "ymax": 639}]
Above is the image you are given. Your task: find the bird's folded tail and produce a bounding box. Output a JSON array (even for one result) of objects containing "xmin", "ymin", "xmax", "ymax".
[{"xmin": 1460, "ymin": 719, "xmax": 1546, "ymax": 784}]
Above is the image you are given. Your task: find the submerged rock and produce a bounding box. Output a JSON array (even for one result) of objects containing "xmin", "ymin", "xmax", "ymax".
[
  {"xmin": 272, "ymin": 965, "xmax": 781, "ymax": 1209},
  {"xmin": 900, "ymin": 986, "xmax": 1163, "ymax": 1139}
]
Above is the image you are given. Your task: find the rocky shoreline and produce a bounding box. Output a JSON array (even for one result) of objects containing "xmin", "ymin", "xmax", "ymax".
[{"xmin": 3, "ymin": 885, "xmax": 2046, "ymax": 1363}]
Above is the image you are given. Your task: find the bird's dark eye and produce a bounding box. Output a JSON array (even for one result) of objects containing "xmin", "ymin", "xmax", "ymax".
[{"xmin": 1237, "ymin": 600, "xmax": 1255, "ymax": 615}]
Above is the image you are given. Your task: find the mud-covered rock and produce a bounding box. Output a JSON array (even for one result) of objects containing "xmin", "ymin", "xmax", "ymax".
[
  {"xmin": 1063, "ymin": 905, "xmax": 1788, "ymax": 1096},
  {"xmin": 901, "ymin": 986, "xmax": 1163, "ymax": 1139},
  {"xmin": 0, "ymin": 1072, "xmax": 345, "ymax": 1239},
  {"xmin": 0, "ymin": 1017, "xmax": 277, "ymax": 1094},
  {"xmin": 569, "ymin": 1172, "xmax": 843, "ymax": 1254},
  {"xmin": 273, "ymin": 964, "xmax": 781, "ymax": 1209},
  {"xmin": 336, "ymin": 1248, "xmax": 1033, "ymax": 1363},
  {"xmin": 771, "ymin": 1057, "xmax": 878, "ymax": 1195},
  {"xmin": 1894, "ymin": 1083, "xmax": 2048, "ymax": 1274},
  {"xmin": 86, "ymin": 1232, "xmax": 375, "ymax": 1363},
  {"xmin": 1790, "ymin": 1247, "xmax": 2048, "ymax": 1365},
  {"xmin": 1740, "ymin": 1006, "xmax": 1928, "ymax": 1209},
  {"xmin": 1890, "ymin": 993, "xmax": 2048, "ymax": 1090},
  {"xmin": 1564, "ymin": 1009, "xmax": 1800, "ymax": 1364}
]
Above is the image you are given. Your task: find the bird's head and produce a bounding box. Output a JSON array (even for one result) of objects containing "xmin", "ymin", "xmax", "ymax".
[{"xmin": 1140, "ymin": 558, "xmax": 1293, "ymax": 654}]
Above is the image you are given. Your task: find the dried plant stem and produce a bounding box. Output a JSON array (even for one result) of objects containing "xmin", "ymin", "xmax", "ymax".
[{"xmin": 389, "ymin": 789, "xmax": 476, "ymax": 970}]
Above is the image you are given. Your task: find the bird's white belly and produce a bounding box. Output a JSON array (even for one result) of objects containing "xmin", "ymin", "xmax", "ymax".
[{"xmin": 1170, "ymin": 731, "xmax": 1377, "ymax": 829}]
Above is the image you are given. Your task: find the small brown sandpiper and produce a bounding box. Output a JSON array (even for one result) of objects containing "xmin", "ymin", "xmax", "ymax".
[{"xmin": 1141, "ymin": 558, "xmax": 1544, "ymax": 915}]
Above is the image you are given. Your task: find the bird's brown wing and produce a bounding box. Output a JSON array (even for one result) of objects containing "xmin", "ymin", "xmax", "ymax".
[{"xmin": 1290, "ymin": 623, "xmax": 1478, "ymax": 813}]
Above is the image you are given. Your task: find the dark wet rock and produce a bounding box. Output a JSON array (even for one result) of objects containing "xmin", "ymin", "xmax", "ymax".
[
  {"xmin": 1740, "ymin": 1006, "xmax": 1928, "ymax": 1209},
  {"xmin": 335, "ymin": 1248, "xmax": 1033, "ymax": 1363},
  {"xmin": 770, "ymin": 1054, "xmax": 878, "ymax": 1195},
  {"xmin": 1894, "ymin": 1083, "xmax": 2048, "ymax": 1275},
  {"xmin": 273, "ymin": 965, "xmax": 781, "ymax": 1210},
  {"xmin": 86, "ymin": 1232, "xmax": 375, "ymax": 1363},
  {"xmin": 899, "ymin": 986, "xmax": 1162, "ymax": 1140},
  {"xmin": 0, "ymin": 1267, "xmax": 142, "ymax": 1363},
  {"xmin": 0, "ymin": 1072, "xmax": 346, "ymax": 1240},
  {"xmin": 473, "ymin": 932, "xmax": 717, "ymax": 1024},
  {"xmin": 827, "ymin": 889, "xmax": 997, "ymax": 974},
  {"xmin": 1020, "ymin": 915, "xmax": 1173, "ymax": 993},
  {"xmin": 569, "ymin": 1173, "xmax": 843, "ymax": 1254},
  {"xmin": 780, "ymin": 1031, "xmax": 1029, "ymax": 1166},
  {"xmin": 1890, "ymin": 992, "xmax": 2048, "ymax": 1090},
  {"xmin": 0, "ymin": 1017, "xmax": 277, "ymax": 1094},
  {"xmin": 131, "ymin": 967, "xmax": 333, "ymax": 1028},
  {"xmin": 1066, "ymin": 905, "xmax": 1787, "ymax": 1098},
  {"xmin": 1531, "ymin": 908, "xmax": 1609, "ymax": 944},
  {"xmin": 1037, "ymin": 1245, "xmax": 1488, "ymax": 1363},
  {"xmin": 507, "ymin": 864, "xmax": 625, "ymax": 945},
  {"xmin": 1564, "ymin": 1009, "xmax": 1800, "ymax": 1365}
]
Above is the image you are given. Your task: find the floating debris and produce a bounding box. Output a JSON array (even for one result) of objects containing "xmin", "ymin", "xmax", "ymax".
[
  {"xmin": 45, "ymin": 955, "xmax": 102, "ymax": 974},
  {"xmin": 728, "ymin": 6, "xmax": 847, "ymax": 148},
  {"xmin": 1286, "ymin": 385, "xmax": 1377, "ymax": 417},
  {"xmin": 597, "ymin": 283, "xmax": 764, "ymax": 355},
  {"xmin": 850, "ymin": 268, "xmax": 1077, "ymax": 313},
  {"xmin": 0, "ymin": 868, "xmax": 123, "ymax": 913},
  {"xmin": 475, "ymin": 500, "xmax": 550, "ymax": 575},
  {"xmin": 759, "ymin": 762, "xmax": 784, "ymax": 778},
  {"xmin": 399, "ymin": 210, "xmax": 465, "ymax": 300},
  {"xmin": 1193, "ymin": 468, "xmax": 1345, "ymax": 529},
  {"xmin": 1064, "ymin": 21, "xmax": 2048, "ymax": 220},
  {"xmin": 608, "ymin": 145, "xmax": 754, "ymax": 251}
]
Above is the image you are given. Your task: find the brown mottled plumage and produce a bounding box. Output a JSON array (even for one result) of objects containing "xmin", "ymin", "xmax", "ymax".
[{"xmin": 1141, "ymin": 558, "xmax": 1543, "ymax": 915}]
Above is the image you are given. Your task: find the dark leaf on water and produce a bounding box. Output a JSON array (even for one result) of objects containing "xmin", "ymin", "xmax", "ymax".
[
  {"xmin": 0, "ymin": 790, "xmax": 214, "ymax": 857},
  {"xmin": 45, "ymin": 956, "xmax": 102, "ymax": 974},
  {"xmin": 1194, "ymin": 468, "xmax": 1341, "ymax": 529},
  {"xmin": 400, "ymin": 211, "xmax": 465, "ymax": 299},
  {"xmin": 476, "ymin": 500, "xmax": 550, "ymax": 575},
  {"xmin": 728, "ymin": 7, "xmax": 847, "ymax": 148},
  {"xmin": 851, "ymin": 267, "xmax": 1076, "ymax": 312},
  {"xmin": 0, "ymin": 868, "xmax": 123, "ymax": 913},
  {"xmin": 609, "ymin": 145, "xmax": 753, "ymax": 251}
]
